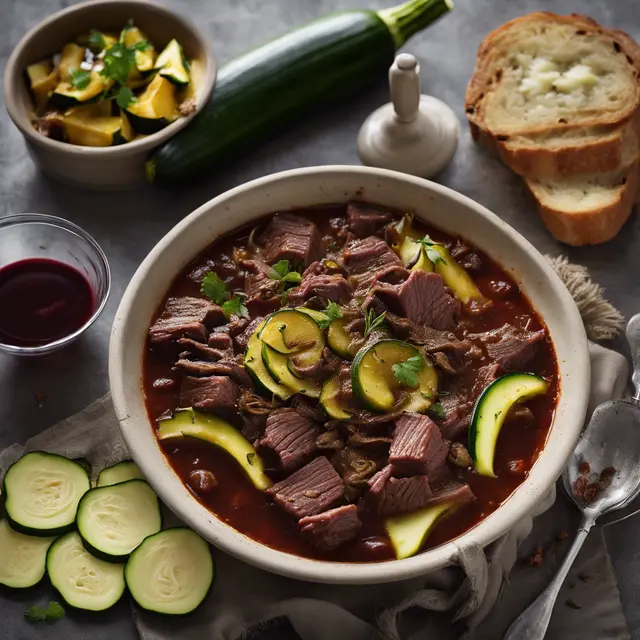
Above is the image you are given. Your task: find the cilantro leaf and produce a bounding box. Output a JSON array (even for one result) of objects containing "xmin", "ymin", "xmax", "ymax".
[
  {"xmin": 282, "ymin": 271, "xmax": 302, "ymax": 286},
  {"xmin": 222, "ymin": 296, "xmax": 248, "ymax": 319},
  {"xmin": 133, "ymin": 40, "xmax": 151, "ymax": 51},
  {"xmin": 416, "ymin": 235, "xmax": 446, "ymax": 265},
  {"xmin": 25, "ymin": 606, "xmax": 46, "ymax": 622},
  {"xmin": 392, "ymin": 355, "xmax": 424, "ymax": 387},
  {"xmin": 102, "ymin": 42, "xmax": 136, "ymax": 85},
  {"xmin": 363, "ymin": 308, "xmax": 387, "ymax": 337},
  {"xmin": 115, "ymin": 85, "xmax": 136, "ymax": 109},
  {"xmin": 200, "ymin": 271, "xmax": 229, "ymax": 305},
  {"xmin": 428, "ymin": 402, "xmax": 446, "ymax": 420},
  {"xmin": 70, "ymin": 68, "xmax": 91, "ymax": 90},
  {"xmin": 267, "ymin": 260, "xmax": 291, "ymax": 280},
  {"xmin": 316, "ymin": 301, "xmax": 343, "ymax": 330},
  {"xmin": 87, "ymin": 29, "xmax": 107, "ymax": 52},
  {"xmin": 44, "ymin": 601, "xmax": 65, "ymax": 621}
]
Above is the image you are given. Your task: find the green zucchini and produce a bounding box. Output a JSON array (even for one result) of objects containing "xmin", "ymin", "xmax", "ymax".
[
  {"xmin": 327, "ymin": 318, "xmax": 353, "ymax": 359},
  {"xmin": 319, "ymin": 376, "xmax": 351, "ymax": 420},
  {"xmin": 297, "ymin": 307, "xmax": 330, "ymax": 324},
  {"xmin": 261, "ymin": 342, "xmax": 322, "ymax": 398},
  {"xmin": 125, "ymin": 74, "xmax": 178, "ymax": 134},
  {"xmin": 50, "ymin": 71, "xmax": 111, "ymax": 109},
  {"xmin": 469, "ymin": 373, "xmax": 549, "ymax": 477},
  {"xmin": 120, "ymin": 25, "xmax": 156, "ymax": 74},
  {"xmin": 385, "ymin": 502, "xmax": 450, "ymax": 559},
  {"xmin": 154, "ymin": 39, "xmax": 190, "ymax": 85},
  {"xmin": 97, "ymin": 460, "xmax": 144, "ymax": 487},
  {"xmin": 58, "ymin": 43, "xmax": 85, "ymax": 82},
  {"xmin": 26, "ymin": 59, "xmax": 58, "ymax": 112},
  {"xmin": 147, "ymin": 0, "xmax": 453, "ymax": 185},
  {"xmin": 260, "ymin": 310, "xmax": 324, "ymax": 366}
]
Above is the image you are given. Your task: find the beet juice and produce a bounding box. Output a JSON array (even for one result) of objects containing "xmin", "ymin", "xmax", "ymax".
[{"xmin": 0, "ymin": 258, "xmax": 94, "ymax": 347}]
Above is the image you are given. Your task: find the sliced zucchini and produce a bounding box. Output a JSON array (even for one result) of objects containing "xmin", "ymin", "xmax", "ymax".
[
  {"xmin": 126, "ymin": 528, "xmax": 213, "ymax": 615},
  {"xmin": 154, "ymin": 39, "xmax": 190, "ymax": 86},
  {"xmin": 26, "ymin": 59, "xmax": 53, "ymax": 86},
  {"xmin": 244, "ymin": 320, "xmax": 292, "ymax": 400},
  {"xmin": 120, "ymin": 25, "xmax": 156, "ymax": 73},
  {"xmin": 3, "ymin": 452, "xmax": 90, "ymax": 537},
  {"xmin": 0, "ymin": 519, "xmax": 55, "ymax": 589},
  {"xmin": 47, "ymin": 532, "xmax": 125, "ymax": 611},
  {"xmin": 115, "ymin": 110, "xmax": 136, "ymax": 144},
  {"xmin": 157, "ymin": 409, "xmax": 272, "ymax": 490},
  {"xmin": 261, "ymin": 342, "xmax": 321, "ymax": 398},
  {"xmin": 125, "ymin": 74, "xmax": 178, "ymax": 134},
  {"xmin": 26, "ymin": 60, "xmax": 58, "ymax": 112},
  {"xmin": 429, "ymin": 245, "xmax": 487, "ymax": 306},
  {"xmin": 97, "ymin": 461, "xmax": 144, "ymax": 487},
  {"xmin": 80, "ymin": 30, "xmax": 117, "ymax": 53},
  {"xmin": 297, "ymin": 307, "xmax": 329, "ymax": 324},
  {"xmin": 319, "ymin": 376, "xmax": 351, "ymax": 420},
  {"xmin": 260, "ymin": 309, "xmax": 324, "ymax": 366},
  {"xmin": 58, "ymin": 43, "xmax": 85, "ymax": 82},
  {"xmin": 77, "ymin": 480, "xmax": 162, "ymax": 562},
  {"xmin": 327, "ymin": 318, "xmax": 352, "ymax": 359},
  {"xmin": 351, "ymin": 340, "xmax": 437, "ymax": 413},
  {"xmin": 64, "ymin": 114, "xmax": 124, "ymax": 147},
  {"xmin": 50, "ymin": 71, "xmax": 111, "ymax": 109},
  {"xmin": 469, "ymin": 373, "xmax": 549, "ymax": 477},
  {"xmin": 65, "ymin": 100, "xmax": 113, "ymax": 118},
  {"xmin": 385, "ymin": 503, "xmax": 451, "ymax": 560}
]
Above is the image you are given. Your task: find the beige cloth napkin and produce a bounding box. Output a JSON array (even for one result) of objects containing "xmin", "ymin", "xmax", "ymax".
[{"xmin": 0, "ymin": 256, "xmax": 631, "ymax": 640}]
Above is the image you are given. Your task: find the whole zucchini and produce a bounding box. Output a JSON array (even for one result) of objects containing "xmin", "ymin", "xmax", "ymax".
[{"xmin": 147, "ymin": 0, "xmax": 453, "ymax": 186}]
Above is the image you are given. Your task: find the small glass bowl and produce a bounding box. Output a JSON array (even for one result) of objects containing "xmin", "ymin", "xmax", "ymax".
[{"xmin": 0, "ymin": 213, "xmax": 110, "ymax": 356}]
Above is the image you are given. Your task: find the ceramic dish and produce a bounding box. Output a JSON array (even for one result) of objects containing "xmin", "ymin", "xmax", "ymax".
[
  {"xmin": 109, "ymin": 166, "xmax": 590, "ymax": 584},
  {"xmin": 3, "ymin": 0, "xmax": 216, "ymax": 190}
]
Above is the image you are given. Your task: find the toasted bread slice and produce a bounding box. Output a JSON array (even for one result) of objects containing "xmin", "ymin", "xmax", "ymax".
[{"xmin": 466, "ymin": 13, "xmax": 640, "ymax": 138}]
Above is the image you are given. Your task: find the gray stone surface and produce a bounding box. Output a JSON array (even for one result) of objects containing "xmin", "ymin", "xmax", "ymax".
[{"xmin": 1, "ymin": 0, "xmax": 639, "ymax": 638}]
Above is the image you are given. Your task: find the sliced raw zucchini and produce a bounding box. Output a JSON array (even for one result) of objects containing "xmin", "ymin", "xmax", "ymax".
[
  {"xmin": 50, "ymin": 71, "xmax": 111, "ymax": 109},
  {"xmin": 154, "ymin": 39, "xmax": 190, "ymax": 86},
  {"xmin": 261, "ymin": 342, "xmax": 321, "ymax": 398},
  {"xmin": 260, "ymin": 309, "xmax": 324, "ymax": 366},
  {"xmin": 26, "ymin": 60, "xmax": 58, "ymax": 112},
  {"xmin": 244, "ymin": 320, "xmax": 292, "ymax": 400},
  {"xmin": 351, "ymin": 340, "xmax": 437, "ymax": 413},
  {"xmin": 385, "ymin": 502, "xmax": 451, "ymax": 560},
  {"xmin": 64, "ymin": 114, "xmax": 124, "ymax": 147},
  {"xmin": 120, "ymin": 25, "xmax": 156, "ymax": 73},
  {"xmin": 297, "ymin": 307, "xmax": 329, "ymax": 324},
  {"xmin": 0, "ymin": 519, "xmax": 56, "ymax": 588},
  {"xmin": 58, "ymin": 43, "xmax": 85, "ymax": 82},
  {"xmin": 77, "ymin": 480, "xmax": 162, "ymax": 562},
  {"xmin": 469, "ymin": 373, "xmax": 549, "ymax": 477},
  {"xmin": 3, "ymin": 452, "xmax": 90, "ymax": 537},
  {"xmin": 126, "ymin": 528, "xmax": 213, "ymax": 615},
  {"xmin": 327, "ymin": 318, "xmax": 352, "ymax": 359},
  {"xmin": 47, "ymin": 532, "xmax": 125, "ymax": 611},
  {"xmin": 97, "ymin": 461, "xmax": 144, "ymax": 487},
  {"xmin": 125, "ymin": 74, "xmax": 178, "ymax": 134},
  {"xmin": 157, "ymin": 409, "xmax": 272, "ymax": 490},
  {"xmin": 319, "ymin": 376, "xmax": 351, "ymax": 420}
]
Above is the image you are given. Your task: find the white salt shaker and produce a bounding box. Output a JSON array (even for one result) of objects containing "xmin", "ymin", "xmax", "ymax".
[{"xmin": 357, "ymin": 53, "xmax": 460, "ymax": 178}]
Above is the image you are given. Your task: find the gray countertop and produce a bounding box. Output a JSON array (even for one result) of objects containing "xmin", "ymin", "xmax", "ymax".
[{"xmin": 1, "ymin": 0, "xmax": 639, "ymax": 638}]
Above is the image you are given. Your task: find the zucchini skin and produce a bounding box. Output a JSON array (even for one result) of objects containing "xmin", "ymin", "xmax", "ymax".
[{"xmin": 149, "ymin": 11, "xmax": 395, "ymax": 185}]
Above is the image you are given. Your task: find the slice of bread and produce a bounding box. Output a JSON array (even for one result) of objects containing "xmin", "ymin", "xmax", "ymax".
[{"xmin": 466, "ymin": 12, "xmax": 640, "ymax": 138}]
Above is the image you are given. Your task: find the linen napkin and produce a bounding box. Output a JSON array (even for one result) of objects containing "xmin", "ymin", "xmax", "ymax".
[{"xmin": 0, "ymin": 256, "xmax": 631, "ymax": 640}]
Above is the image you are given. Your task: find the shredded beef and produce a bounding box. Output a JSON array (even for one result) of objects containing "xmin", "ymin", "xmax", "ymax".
[
  {"xmin": 177, "ymin": 337, "xmax": 229, "ymax": 361},
  {"xmin": 179, "ymin": 375, "xmax": 240, "ymax": 417},
  {"xmin": 234, "ymin": 316, "xmax": 265, "ymax": 350},
  {"xmin": 426, "ymin": 480, "xmax": 475, "ymax": 508},
  {"xmin": 346, "ymin": 202, "xmax": 395, "ymax": 237},
  {"xmin": 468, "ymin": 324, "xmax": 546, "ymax": 370},
  {"xmin": 149, "ymin": 297, "xmax": 224, "ymax": 345},
  {"xmin": 174, "ymin": 358, "xmax": 254, "ymax": 389},
  {"xmin": 299, "ymin": 504, "xmax": 362, "ymax": 551},
  {"xmin": 286, "ymin": 274, "xmax": 352, "ymax": 305},
  {"xmin": 261, "ymin": 214, "xmax": 324, "ymax": 268},
  {"xmin": 241, "ymin": 259, "xmax": 281, "ymax": 316},
  {"xmin": 290, "ymin": 394, "xmax": 327, "ymax": 423},
  {"xmin": 208, "ymin": 332, "xmax": 234, "ymax": 352}
]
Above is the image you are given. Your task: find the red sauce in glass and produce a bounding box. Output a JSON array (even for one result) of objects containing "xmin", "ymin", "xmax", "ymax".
[{"xmin": 0, "ymin": 258, "xmax": 94, "ymax": 347}]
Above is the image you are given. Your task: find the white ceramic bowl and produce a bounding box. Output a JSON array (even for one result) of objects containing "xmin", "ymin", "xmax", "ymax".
[{"xmin": 109, "ymin": 166, "xmax": 590, "ymax": 584}]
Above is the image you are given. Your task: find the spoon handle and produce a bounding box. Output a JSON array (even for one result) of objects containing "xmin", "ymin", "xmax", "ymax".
[
  {"xmin": 504, "ymin": 514, "xmax": 596, "ymax": 640},
  {"xmin": 625, "ymin": 314, "xmax": 640, "ymax": 401}
]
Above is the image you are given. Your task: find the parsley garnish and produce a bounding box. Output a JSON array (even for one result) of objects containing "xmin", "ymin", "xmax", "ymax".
[
  {"xmin": 392, "ymin": 355, "xmax": 424, "ymax": 387},
  {"xmin": 25, "ymin": 601, "xmax": 65, "ymax": 623},
  {"xmin": 364, "ymin": 308, "xmax": 387, "ymax": 337},
  {"xmin": 222, "ymin": 296, "xmax": 248, "ymax": 319},
  {"xmin": 87, "ymin": 29, "xmax": 107, "ymax": 52},
  {"xmin": 102, "ymin": 42, "xmax": 136, "ymax": 85},
  {"xmin": 200, "ymin": 271, "xmax": 247, "ymax": 319},
  {"xmin": 316, "ymin": 301, "xmax": 343, "ymax": 329},
  {"xmin": 267, "ymin": 260, "xmax": 302, "ymax": 286},
  {"xmin": 115, "ymin": 85, "xmax": 136, "ymax": 109},
  {"xmin": 416, "ymin": 235, "xmax": 446, "ymax": 265},
  {"xmin": 428, "ymin": 402, "xmax": 446, "ymax": 420},
  {"xmin": 70, "ymin": 68, "xmax": 91, "ymax": 90}
]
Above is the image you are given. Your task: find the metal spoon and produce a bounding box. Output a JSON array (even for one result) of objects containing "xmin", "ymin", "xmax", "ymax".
[{"xmin": 504, "ymin": 313, "xmax": 640, "ymax": 640}]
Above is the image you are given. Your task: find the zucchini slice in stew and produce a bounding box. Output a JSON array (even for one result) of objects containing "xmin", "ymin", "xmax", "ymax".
[
  {"xmin": 50, "ymin": 71, "xmax": 111, "ymax": 109},
  {"xmin": 469, "ymin": 373, "xmax": 549, "ymax": 477},
  {"xmin": 157, "ymin": 409, "xmax": 272, "ymax": 490},
  {"xmin": 3, "ymin": 452, "xmax": 90, "ymax": 537},
  {"xmin": 97, "ymin": 460, "xmax": 144, "ymax": 487},
  {"xmin": 351, "ymin": 340, "xmax": 437, "ymax": 413},
  {"xmin": 125, "ymin": 528, "xmax": 213, "ymax": 615},
  {"xmin": 319, "ymin": 376, "xmax": 351, "ymax": 420},
  {"xmin": 385, "ymin": 503, "xmax": 451, "ymax": 560},
  {"xmin": 120, "ymin": 24, "xmax": 156, "ymax": 73},
  {"xmin": 58, "ymin": 43, "xmax": 85, "ymax": 82},
  {"xmin": 429, "ymin": 244, "xmax": 487, "ymax": 306},
  {"xmin": 297, "ymin": 307, "xmax": 330, "ymax": 324},
  {"xmin": 261, "ymin": 343, "xmax": 321, "ymax": 398},
  {"xmin": 327, "ymin": 318, "xmax": 353, "ymax": 359},
  {"xmin": 26, "ymin": 60, "xmax": 58, "ymax": 112},
  {"xmin": 244, "ymin": 320, "xmax": 292, "ymax": 400},
  {"xmin": 125, "ymin": 74, "xmax": 178, "ymax": 134},
  {"xmin": 260, "ymin": 309, "xmax": 324, "ymax": 366},
  {"xmin": 154, "ymin": 38, "xmax": 190, "ymax": 85}
]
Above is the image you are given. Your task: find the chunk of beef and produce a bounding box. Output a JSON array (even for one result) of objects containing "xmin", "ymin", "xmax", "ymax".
[
  {"xmin": 385, "ymin": 314, "xmax": 466, "ymax": 354},
  {"xmin": 266, "ymin": 456, "xmax": 344, "ymax": 519},
  {"xmin": 241, "ymin": 259, "xmax": 281, "ymax": 316},
  {"xmin": 288, "ymin": 347, "xmax": 343, "ymax": 381},
  {"xmin": 346, "ymin": 202, "xmax": 394, "ymax": 237},
  {"xmin": 174, "ymin": 358, "xmax": 254, "ymax": 389},
  {"xmin": 468, "ymin": 324, "xmax": 546, "ymax": 370},
  {"xmin": 367, "ymin": 466, "xmax": 433, "ymax": 516},
  {"xmin": 390, "ymin": 413, "xmax": 450, "ymax": 481},
  {"xmin": 261, "ymin": 214, "xmax": 324, "ymax": 268},
  {"xmin": 290, "ymin": 395, "xmax": 327, "ymax": 423},
  {"xmin": 426, "ymin": 480, "xmax": 475, "ymax": 508},
  {"xmin": 177, "ymin": 337, "xmax": 228, "ymax": 361},
  {"xmin": 450, "ymin": 239, "xmax": 482, "ymax": 272},
  {"xmin": 333, "ymin": 446, "xmax": 386, "ymax": 503},
  {"xmin": 343, "ymin": 236, "xmax": 405, "ymax": 295},
  {"xmin": 208, "ymin": 332, "xmax": 234, "ymax": 353},
  {"xmin": 234, "ymin": 316, "xmax": 266, "ymax": 350},
  {"xmin": 299, "ymin": 504, "xmax": 362, "ymax": 551},
  {"xmin": 432, "ymin": 351, "xmax": 459, "ymax": 375},
  {"xmin": 286, "ymin": 274, "xmax": 352, "ymax": 305},
  {"xmin": 258, "ymin": 409, "xmax": 319, "ymax": 472},
  {"xmin": 373, "ymin": 270, "xmax": 459, "ymax": 331},
  {"xmin": 149, "ymin": 297, "xmax": 224, "ymax": 345},
  {"xmin": 472, "ymin": 362, "xmax": 502, "ymax": 397},
  {"xmin": 179, "ymin": 375, "xmax": 240, "ymax": 416}
]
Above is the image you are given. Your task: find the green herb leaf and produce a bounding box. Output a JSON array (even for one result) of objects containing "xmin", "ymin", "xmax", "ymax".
[
  {"xmin": 115, "ymin": 85, "xmax": 136, "ymax": 109},
  {"xmin": 70, "ymin": 68, "xmax": 91, "ymax": 90},
  {"xmin": 133, "ymin": 40, "xmax": 151, "ymax": 51},
  {"xmin": 392, "ymin": 355, "xmax": 424, "ymax": 387},
  {"xmin": 267, "ymin": 260, "xmax": 291, "ymax": 280},
  {"xmin": 222, "ymin": 296, "xmax": 248, "ymax": 319},
  {"xmin": 364, "ymin": 308, "xmax": 387, "ymax": 337},
  {"xmin": 44, "ymin": 602, "xmax": 65, "ymax": 621},
  {"xmin": 88, "ymin": 29, "xmax": 107, "ymax": 52},
  {"xmin": 280, "ymin": 290, "xmax": 289, "ymax": 305},
  {"xmin": 316, "ymin": 301, "xmax": 343, "ymax": 330},
  {"xmin": 102, "ymin": 42, "xmax": 136, "ymax": 85},
  {"xmin": 428, "ymin": 402, "xmax": 446, "ymax": 420},
  {"xmin": 25, "ymin": 606, "xmax": 46, "ymax": 622},
  {"xmin": 200, "ymin": 271, "xmax": 229, "ymax": 305},
  {"xmin": 282, "ymin": 271, "xmax": 302, "ymax": 286},
  {"xmin": 416, "ymin": 235, "xmax": 446, "ymax": 265}
]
